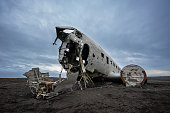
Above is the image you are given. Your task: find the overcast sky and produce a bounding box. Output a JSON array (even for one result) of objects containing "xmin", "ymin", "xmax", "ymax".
[{"xmin": 0, "ymin": 0, "xmax": 170, "ymax": 78}]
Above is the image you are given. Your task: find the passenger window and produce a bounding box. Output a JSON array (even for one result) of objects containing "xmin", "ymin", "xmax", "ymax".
[
  {"xmin": 75, "ymin": 31, "xmax": 82, "ymax": 38},
  {"xmin": 113, "ymin": 63, "xmax": 115, "ymax": 67},
  {"xmin": 106, "ymin": 56, "xmax": 109, "ymax": 64},
  {"xmin": 101, "ymin": 53, "xmax": 104, "ymax": 58}
]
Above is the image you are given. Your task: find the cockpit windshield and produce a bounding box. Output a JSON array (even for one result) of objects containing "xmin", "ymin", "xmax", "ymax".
[{"xmin": 63, "ymin": 29, "xmax": 74, "ymax": 33}]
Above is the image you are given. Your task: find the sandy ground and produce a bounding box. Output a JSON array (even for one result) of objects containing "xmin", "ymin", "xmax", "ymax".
[{"xmin": 0, "ymin": 77, "xmax": 170, "ymax": 113}]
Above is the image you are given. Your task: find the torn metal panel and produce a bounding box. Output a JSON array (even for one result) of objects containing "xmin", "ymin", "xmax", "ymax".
[
  {"xmin": 54, "ymin": 26, "xmax": 121, "ymax": 77},
  {"xmin": 24, "ymin": 26, "xmax": 147, "ymax": 99},
  {"xmin": 24, "ymin": 68, "xmax": 49, "ymax": 85},
  {"xmin": 24, "ymin": 68, "xmax": 57, "ymax": 98}
]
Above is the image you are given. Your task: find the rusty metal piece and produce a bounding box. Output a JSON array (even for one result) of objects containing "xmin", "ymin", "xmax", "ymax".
[
  {"xmin": 121, "ymin": 64, "xmax": 147, "ymax": 87},
  {"xmin": 24, "ymin": 68, "xmax": 57, "ymax": 98},
  {"xmin": 24, "ymin": 67, "xmax": 79, "ymax": 99},
  {"xmin": 24, "ymin": 26, "xmax": 147, "ymax": 99}
]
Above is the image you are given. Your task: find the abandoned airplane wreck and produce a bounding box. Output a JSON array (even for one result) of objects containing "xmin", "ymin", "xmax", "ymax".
[{"xmin": 24, "ymin": 26, "xmax": 147, "ymax": 99}]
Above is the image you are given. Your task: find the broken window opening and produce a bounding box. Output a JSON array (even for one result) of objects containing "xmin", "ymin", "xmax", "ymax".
[
  {"xmin": 75, "ymin": 31, "xmax": 82, "ymax": 38},
  {"xmin": 101, "ymin": 53, "xmax": 104, "ymax": 58},
  {"xmin": 106, "ymin": 56, "xmax": 109, "ymax": 64},
  {"xmin": 93, "ymin": 53, "xmax": 95, "ymax": 57},
  {"xmin": 81, "ymin": 44, "xmax": 89, "ymax": 66},
  {"xmin": 57, "ymin": 31, "xmax": 69, "ymax": 41},
  {"xmin": 61, "ymin": 40, "xmax": 79, "ymax": 69},
  {"xmin": 113, "ymin": 63, "xmax": 115, "ymax": 67},
  {"xmin": 63, "ymin": 29, "xmax": 74, "ymax": 33}
]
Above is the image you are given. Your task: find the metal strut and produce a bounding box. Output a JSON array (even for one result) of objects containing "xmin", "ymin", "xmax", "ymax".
[
  {"xmin": 76, "ymin": 46, "xmax": 94, "ymax": 89},
  {"xmin": 59, "ymin": 67, "xmax": 63, "ymax": 83},
  {"xmin": 53, "ymin": 37, "xmax": 58, "ymax": 45}
]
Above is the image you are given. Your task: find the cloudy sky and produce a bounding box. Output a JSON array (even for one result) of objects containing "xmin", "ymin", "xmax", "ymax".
[{"xmin": 0, "ymin": 0, "xmax": 170, "ymax": 78}]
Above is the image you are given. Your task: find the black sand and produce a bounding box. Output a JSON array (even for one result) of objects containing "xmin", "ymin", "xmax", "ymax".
[{"xmin": 0, "ymin": 77, "xmax": 170, "ymax": 113}]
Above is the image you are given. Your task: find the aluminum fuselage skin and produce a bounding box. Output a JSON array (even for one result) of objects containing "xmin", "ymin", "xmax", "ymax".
[{"xmin": 56, "ymin": 26, "xmax": 121, "ymax": 78}]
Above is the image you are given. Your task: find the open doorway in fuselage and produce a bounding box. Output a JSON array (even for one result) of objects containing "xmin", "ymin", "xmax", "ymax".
[{"xmin": 81, "ymin": 44, "xmax": 89, "ymax": 66}]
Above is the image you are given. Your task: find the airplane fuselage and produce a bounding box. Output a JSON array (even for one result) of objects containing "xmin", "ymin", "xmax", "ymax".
[{"xmin": 56, "ymin": 26, "xmax": 121, "ymax": 78}]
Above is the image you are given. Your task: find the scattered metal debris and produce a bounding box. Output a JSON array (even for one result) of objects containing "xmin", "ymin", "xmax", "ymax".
[
  {"xmin": 24, "ymin": 68, "xmax": 79, "ymax": 99},
  {"xmin": 24, "ymin": 68, "xmax": 57, "ymax": 98},
  {"xmin": 24, "ymin": 26, "xmax": 147, "ymax": 99}
]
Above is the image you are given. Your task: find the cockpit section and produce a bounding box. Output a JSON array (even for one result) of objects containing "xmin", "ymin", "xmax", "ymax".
[
  {"xmin": 55, "ymin": 27, "xmax": 89, "ymax": 73},
  {"xmin": 59, "ymin": 39, "xmax": 80, "ymax": 72}
]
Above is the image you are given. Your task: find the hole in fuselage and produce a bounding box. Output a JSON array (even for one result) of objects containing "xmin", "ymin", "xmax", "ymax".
[
  {"xmin": 66, "ymin": 41, "xmax": 78, "ymax": 65},
  {"xmin": 81, "ymin": 44, "xmax": 89, "ymax": 66}
]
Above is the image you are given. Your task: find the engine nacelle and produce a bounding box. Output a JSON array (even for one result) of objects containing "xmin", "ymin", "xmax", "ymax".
[{"xmin": 121, "ymin": 64, "xmax": 147, "ymax": 87}]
